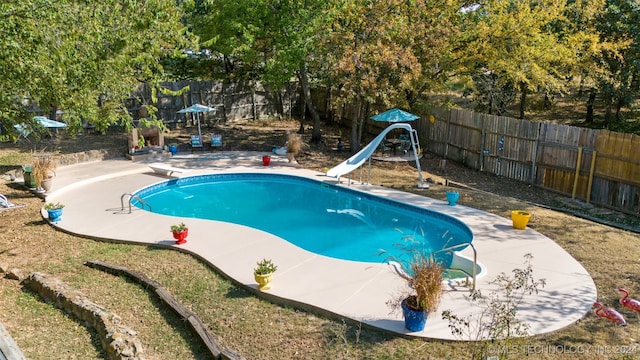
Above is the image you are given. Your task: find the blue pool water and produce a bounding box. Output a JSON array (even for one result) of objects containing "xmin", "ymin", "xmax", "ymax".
[{"xmin": 133, "ymin": 173, "xmax": 473, "ymax": 266}]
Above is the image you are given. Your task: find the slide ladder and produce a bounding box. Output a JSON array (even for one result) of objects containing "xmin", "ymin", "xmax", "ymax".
[{"xmin": 325, "ymin": 123, "xmax": 427, "ymax": 188}]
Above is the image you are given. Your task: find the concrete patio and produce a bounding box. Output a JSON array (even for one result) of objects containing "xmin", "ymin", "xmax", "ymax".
[{"xmin": 40, "ymin": 151, "xmax": 597, "ymax": 340}]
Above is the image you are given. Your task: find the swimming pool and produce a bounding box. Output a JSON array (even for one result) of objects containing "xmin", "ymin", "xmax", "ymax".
[{"xmin": 133, "ymin": 173, "xmax": 473, "ymax": 268}]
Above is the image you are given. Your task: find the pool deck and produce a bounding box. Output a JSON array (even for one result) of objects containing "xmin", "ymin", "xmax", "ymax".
[{"xmin": 43, "ymin": 151, "xmax": 597, "ymax": 341}]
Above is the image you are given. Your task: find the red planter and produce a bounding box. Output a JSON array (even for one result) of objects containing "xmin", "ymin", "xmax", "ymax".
[
  {"xmin": 262, "ymin": 155, "xmax": 271, "ymax": 166},
  {"xmin": 172, "ymin": 229, "xmax": 188, "ymax": 245}
]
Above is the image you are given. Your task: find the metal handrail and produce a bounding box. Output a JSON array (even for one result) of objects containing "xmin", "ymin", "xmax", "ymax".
[
  {"xmin": 436, "ymin": 242, "xmax": 478, "ymax": 290},
  {"xmin": 120, "ymin": 193, "xmax": 151, "ymax": 214}
]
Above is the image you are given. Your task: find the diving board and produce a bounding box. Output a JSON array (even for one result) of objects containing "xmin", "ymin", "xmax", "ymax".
[{"xmin": 149, "ymin": 164, "xmax": 189, "ymax": 177}]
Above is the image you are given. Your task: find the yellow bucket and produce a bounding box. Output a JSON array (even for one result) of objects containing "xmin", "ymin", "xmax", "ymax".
[{"xmin": 511, "ymin": 210, "xmax": 532, "ymax": 230}]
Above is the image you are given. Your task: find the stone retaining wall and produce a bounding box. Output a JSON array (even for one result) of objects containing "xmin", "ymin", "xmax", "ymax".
[
  {"xmin": 23, "ymin": 272, "xmax": 144, "ymax": 360},
  {"xmin": 56, "ymin": 149, "xmax": 126, "ymax": 167}
]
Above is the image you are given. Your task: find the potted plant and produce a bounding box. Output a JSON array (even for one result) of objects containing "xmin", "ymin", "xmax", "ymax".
[
  {"xmin": 32, "ymin": 153, "xmax": 57, "ymax": 193},
  {"xmin": 254, "ymin": 258, "xmax": 278, "ymax": 290},
  {"xmin": 445, "ymin": 190, "xmax": 459, "ymax": 206},
  {"xmin": 170, "ymin": 222, "xmax": 188, "ymax": 244},
  {"xmin": 511, "ymin": 210, "xmax": 532, "ymax": 230},
  {"xmin": 44, "ymin": 202, "xmax": 64, "ymax": 223},
  {"xmin": 286, "ymin": 133, "xmax": 304, "ymax": 163},
  {"xmin": 386, "ymin": 238, "xmax": 445, "ymax": 332},
  {"xmin": 168, "ymin": 143, "xmax": 178, "ymax": 155}
]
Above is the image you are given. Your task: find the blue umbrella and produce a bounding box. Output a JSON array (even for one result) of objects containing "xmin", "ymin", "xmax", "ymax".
[
  {"xmin": 371, "ymin": 108, "xmax": 420, "ymax": 123},
  {"xmin": 33, "ymin": 116, "xmax": 67, "ymax": 128},
  {"xmin": 14, "ymin": 116, "xmax": 67, "ymax": 140},
  {"xmin": 177, "ymin": 103, "xmax": 216, "ymax": 141}
]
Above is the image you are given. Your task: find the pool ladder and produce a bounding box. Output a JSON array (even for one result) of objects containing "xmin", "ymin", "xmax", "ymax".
[
  {"xmin": 120, "ymin": 193, "xmax": 152, "ymax": 214},
  {"xmin": 438, "ymin": 242, "xmax": 478, "ymax": 290}
]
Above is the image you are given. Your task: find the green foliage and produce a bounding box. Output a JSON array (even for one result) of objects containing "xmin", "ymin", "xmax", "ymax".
[
  {"xmin": 254, "ymin": 258, "xmax": 277, "ymax": 275},
  {"xmin": 592, "ymin": 0, "xmax": 640, "ymax": 124},
  {"xmin": 0, "ymin": 0, "xmax": 195, "ymax": 136},
  {"xmin": 442, "ymin": 254, "xmax": 546, "ymax": 359},
  {"xmin": 137, "ymin": 136, "xmax": 146, "ymax": 149},
  {"xmin": 170, "ymin": 223, "xmax": 187, "ymax": 232},
  {"xmin": 457, "ymin": 1, "xmax": 575, "ymax": 116},
  {"xmin": 44, "ymin": 202, "xmax": 64, "ymax": 210},
  {"xmin": 4, "ymin": 0, "xmax": 640, "ymax": 141},
  {"xmin": 325, "ymin": 0, "xmax": 458, "ymax": 110}
]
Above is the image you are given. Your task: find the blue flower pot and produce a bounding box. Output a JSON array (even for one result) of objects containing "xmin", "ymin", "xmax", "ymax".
[
  {"xmin": 446, "ymin": 191, "xmax": 459, "ymax": 206},
  {"xmin": 47, "ymin": 208, "xmax": 63, "ymax": 223},
  {"xmin": 169, "ymin": 145, "xmax": 177, "ymax": 155},
  {"xmin": 401, "ymin": 298, "xmax": 427, "ymax": 332}
]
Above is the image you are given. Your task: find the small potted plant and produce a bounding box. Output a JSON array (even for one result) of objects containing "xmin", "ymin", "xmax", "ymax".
[
  {"xmin": 170, "ymin": 222, "xmax": 188, "ymax": 244},
  {"xmin": 44, "ymin": 202, "xmax": 64, "ymax": 223},
  {"xmin": 254, "ymin": 258, "xmax": 278, "ymax": 290}
]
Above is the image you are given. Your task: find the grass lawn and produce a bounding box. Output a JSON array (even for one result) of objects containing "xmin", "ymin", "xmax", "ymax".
[{"xmin": 1, "ymin": 118, "xmax": 639, "ymax": 359}]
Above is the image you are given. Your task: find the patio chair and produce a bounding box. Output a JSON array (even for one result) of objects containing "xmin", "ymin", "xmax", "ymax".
[
  {"xmin": 190, "ymin": 135, "xmax": 203, "ymax": 153},
  {"xmin": 210, "ymin": 134, "xmax": 222, "ymax": 151},
  {"xmin": 377, "ymin": 141, "xmax": 391, "ymax": 157},
  {"xmin": 399, "ymin": 134, "xmax": 411, "ymax": 156}
]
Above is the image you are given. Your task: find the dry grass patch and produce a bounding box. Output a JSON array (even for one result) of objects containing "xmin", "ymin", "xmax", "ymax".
[{"xmin": 1, "ymin": 119, "xmax": 640, "ymax": 359}]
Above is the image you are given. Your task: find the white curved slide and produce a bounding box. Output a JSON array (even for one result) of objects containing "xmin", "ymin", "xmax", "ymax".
[{"xmin": 325, "ymin": 123, "xmax": 427, "ymax": 188}]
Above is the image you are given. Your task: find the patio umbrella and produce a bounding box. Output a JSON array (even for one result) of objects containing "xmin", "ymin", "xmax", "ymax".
[
  {"xmin": 177, "ymin": 103, "xmax": 216, "ymax": 141},
  {"xmin": 34, "ymin": 116, "xmax": 67, "ymax": 128},
  {"xmin": 14, "ymin": 116, "xmax": 67, "ymax": 140},
  {"xmin": 371, "ymin": 108, "xmax": 420, "ymax": 123}
]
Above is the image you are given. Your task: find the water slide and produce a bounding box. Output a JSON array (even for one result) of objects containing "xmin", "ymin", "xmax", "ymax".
[{"xmin": 325, "ymin": 123, "xmax": 428, "ymax": 188}]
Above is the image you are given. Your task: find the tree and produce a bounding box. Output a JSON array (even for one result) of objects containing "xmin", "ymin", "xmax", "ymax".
[
  {"xmin": 0, "ymin": 0, "xmax": 192, "ymax": 139},
  {"xmin": 324, "ymin": 0, "xmax": 459, "ymax": 151},
  {"xmin": 458, "ymin": 0, "xmax": 575, "ymax": 119},
  {"xmin": 592, "ymin": 0, "xmax": 640, "ymax": 125},
  {"xmin": 187, "ymin": 0, "xmax": 331, "ymax": 143}
]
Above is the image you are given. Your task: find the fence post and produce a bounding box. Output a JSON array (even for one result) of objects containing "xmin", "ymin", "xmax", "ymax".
[
  {"xmin": 440, "ymin": 109, "xmax": 452, "ymax": 171},
  {"xmin": 586, "ymin": 151, "xmax": 597, "ymax": 203},
  {"xmin": 530, "ymin": 122, "xmax": 541, "ymax": 185},
  {"xmin": 572, "ymin": 147, "xmax": 583, "ymax": 199},
  {"xmin": 480, "ymin": 114, "xmax": 486, "ymax": 172}
]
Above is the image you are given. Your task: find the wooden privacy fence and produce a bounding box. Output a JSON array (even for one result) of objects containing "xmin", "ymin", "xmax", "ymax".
[
  {"xmin": 416, "ymin": 108, "xmax": 640, "ymax": 216},
  {"xmin": 129, "ymin": 81, "xmax": 639, "ymax": 216}
]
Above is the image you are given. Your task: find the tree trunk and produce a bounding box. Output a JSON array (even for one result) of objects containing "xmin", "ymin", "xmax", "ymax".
[
  {"xmin": 585, "ymin": 90, "xmax": 596, "ymax": 123},
  {"xmin": 615, "ymin": 98, "xmax": 624, "ymax": 121},
  {"xmin": 297, "ymin": 64, "xmax": 322, "ymax": 143},
  {"xmin": 299, "ymin": 89, "xmax": 305, "ymax": 133},
  {"xmin": 350, "ymin": 101, "xmax": 362, "ymax": 153},
  {"xmin": 604, "ymin": 95, "xmax": 614, "ymax": 124},
  {"xmin": 519, "ymin": 82, "xmax": 527, "ymax": 119},
  {"xmin": 357, "ymin": 102, "xmax": 367, "ymax": 150},
  {"xmin": 488, "ymin": 91, "xmax": 493, "ymax": 115},
  {"xmin": 325, "ymin": 87, "xmax": 334, "ymax": 124}
]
